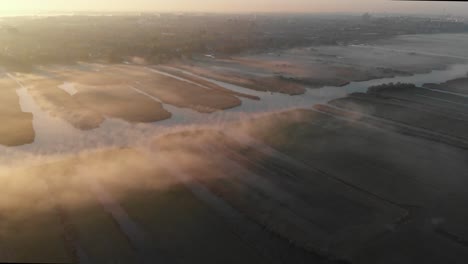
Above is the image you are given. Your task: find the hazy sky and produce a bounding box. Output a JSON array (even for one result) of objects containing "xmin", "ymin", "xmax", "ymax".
[{"xmin": 1, "ymin": 0, "xmax": 468, "ymax": 15}]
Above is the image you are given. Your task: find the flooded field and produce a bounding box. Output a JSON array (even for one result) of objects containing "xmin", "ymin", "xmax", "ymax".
[{"xmin": 2, "ymin": 61, "xmax": 468, "ymax": 159}]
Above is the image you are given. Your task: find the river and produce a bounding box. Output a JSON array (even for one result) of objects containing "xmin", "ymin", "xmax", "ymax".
[{"xmin": 1, "ymin": 47, "xmax": 467, "ymax": 163}]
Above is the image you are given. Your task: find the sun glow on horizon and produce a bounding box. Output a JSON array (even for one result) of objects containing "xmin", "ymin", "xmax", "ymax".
[{"xmin": 0, "ymin": 0, "xmax": 467, "ymax": 15}]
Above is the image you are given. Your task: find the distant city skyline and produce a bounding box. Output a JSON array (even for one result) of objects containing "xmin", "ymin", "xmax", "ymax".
[{"xmin": 0, "ymin": 0, "xmax": 468, "ymax": 16}]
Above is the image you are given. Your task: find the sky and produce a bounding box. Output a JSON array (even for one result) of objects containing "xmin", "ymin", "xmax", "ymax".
[{"xmin": 0, "ymin": 0, "xmax": 468, "ymax": 16}]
